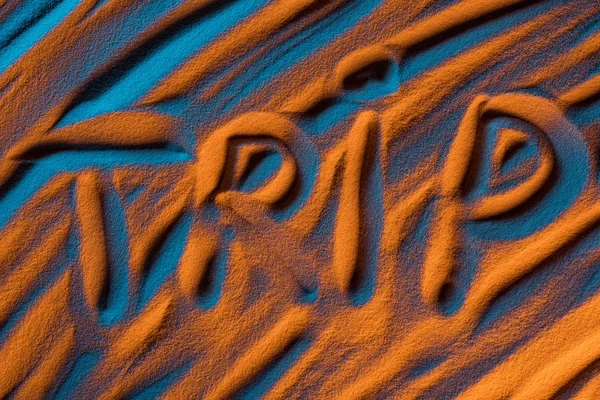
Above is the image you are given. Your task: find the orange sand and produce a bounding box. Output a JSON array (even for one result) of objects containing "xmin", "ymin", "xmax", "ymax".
[{"xmin": 1, "ymin": 0, "xmax": 600, "ymax": 398}]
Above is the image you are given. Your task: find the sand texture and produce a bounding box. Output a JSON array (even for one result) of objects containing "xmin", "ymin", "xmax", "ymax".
[{"xmin": 0, "ymin": 0, "xmax": 600, "ymax": 398}]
